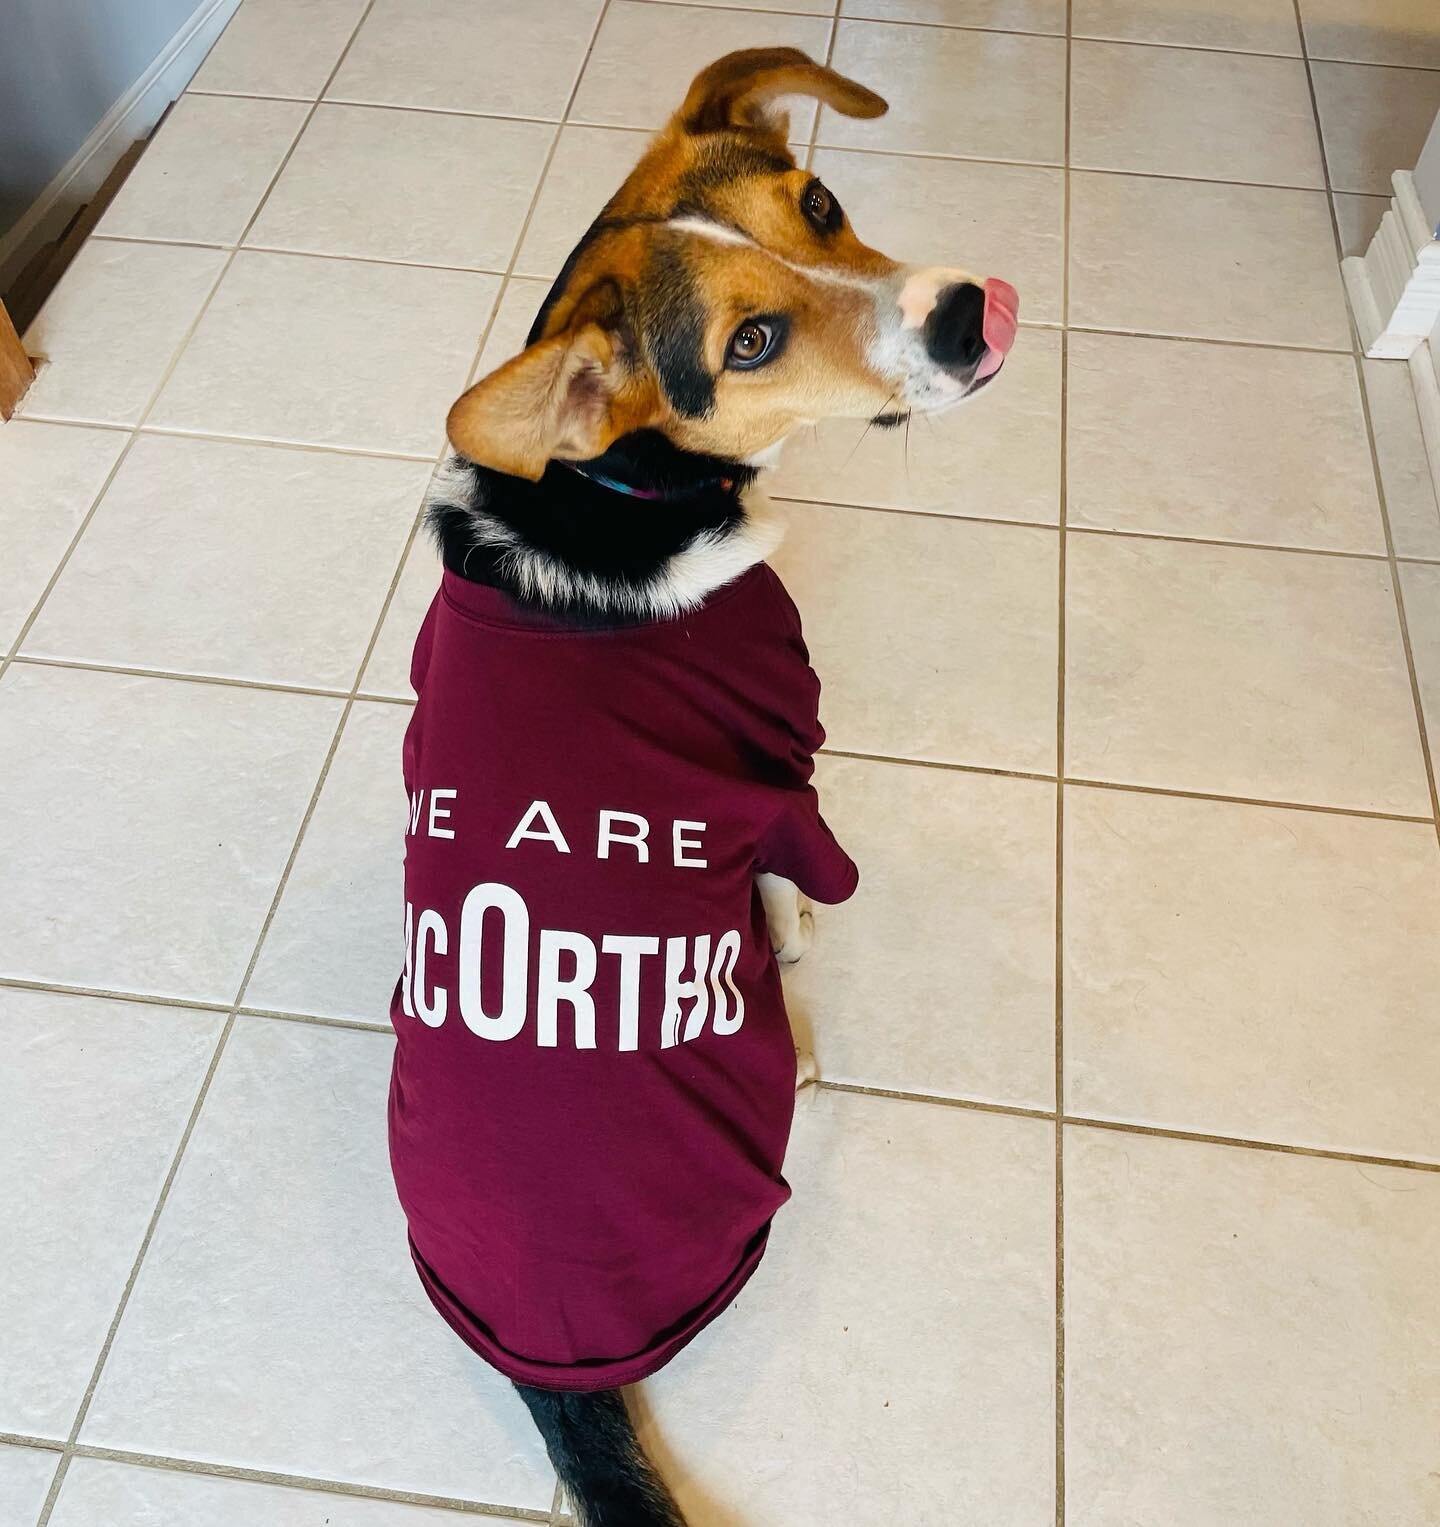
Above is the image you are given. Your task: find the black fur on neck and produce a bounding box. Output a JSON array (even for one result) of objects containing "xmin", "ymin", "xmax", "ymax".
[{"xmin": 428, "ymin": 430, "xmax": 761, "ymax": 626}]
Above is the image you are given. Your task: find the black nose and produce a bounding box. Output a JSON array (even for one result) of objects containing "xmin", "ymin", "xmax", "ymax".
[{"xmin": 924, "ymin": 281, "xmax": 987, "ymax": 373}]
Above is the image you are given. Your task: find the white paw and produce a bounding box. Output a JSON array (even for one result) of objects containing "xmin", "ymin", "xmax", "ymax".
[
  {"xmin": 795, "ymin": 1049, "xmax": 818, "ymax": 1090},
  {"xmin": 773, "ymin": 907, "xmax": 814, "ymax": 966}
]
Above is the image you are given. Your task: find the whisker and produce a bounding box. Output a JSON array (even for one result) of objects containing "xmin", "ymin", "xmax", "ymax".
[{"xmin": 841, "ymin": 390, "xmax": 900, "ymax": 468}]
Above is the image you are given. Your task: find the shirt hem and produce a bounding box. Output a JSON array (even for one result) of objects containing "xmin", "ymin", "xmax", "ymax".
[{"xmin": 407, "ymin": 1226, "xmax": 772, "ymax": 1393}]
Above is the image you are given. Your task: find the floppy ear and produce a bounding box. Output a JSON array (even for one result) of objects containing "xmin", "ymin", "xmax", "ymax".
[
  {"xmin": 679, "ymin": 47, "xmax": 887, "ymax": 136},
  {"xmin": 446, "ymin": 324, "xmax": 659, "ymax": 481}
]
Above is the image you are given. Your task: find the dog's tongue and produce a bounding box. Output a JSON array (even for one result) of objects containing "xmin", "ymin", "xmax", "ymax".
[{"xmin": 975, "ymin": 277, "xmax": 1019, "ymax": 380}]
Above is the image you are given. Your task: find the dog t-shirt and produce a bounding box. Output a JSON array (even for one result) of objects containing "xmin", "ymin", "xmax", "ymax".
[{"xmin": 389, "ymin": 561, "xmax": 857, "ymax": 1391}]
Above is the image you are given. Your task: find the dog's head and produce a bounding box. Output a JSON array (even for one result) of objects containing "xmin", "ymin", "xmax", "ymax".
[{"xmin": 447, "ymin": 48, "xmax": 1018, "ymax": 480}]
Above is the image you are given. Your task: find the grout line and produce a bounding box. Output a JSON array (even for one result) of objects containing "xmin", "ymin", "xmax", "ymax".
[
  {"xmin": 62, "ymin": 1444, "xmax": 552, "ymax": 1520},
  {"xmin": 818, "ymin": 1082, "xmax": 1440, "ymax": 1172},
  {"xmin": 236, "ymin": 1005, "xmax": 394, "ymax": 1035},
  {"xmin": 1290, "ymin": 0, "xmax": 1440, "ymax": 844},
  {"xmin": 5, "ymin": 415, "xmax": 440, "ymax": 463},
  {"xmin": 1054, "ymin": 7, "xmax": 1072, "ymax": 1519},
  {"xmin": 818, "ymin": 1080, "xmax": 1056, "ymax": 1123},
  {"xmin": 1061, "ymin": 1115, "xmax": 1440, "ymax": 1173},
  {"xmin": 801, "ymin": 0, "xmax": 842, "ymax": 175},
  {"xmin": 1062, "ymin": 322, "xmax": 1349, "ymax": 355},
  {"xmin": 8, "ymin": 655, "xmax": 354, "ymax": 701},
  {"xmin": 822, "ymin": 746, "xmax": 1438, "ymax": 824},
  {"xmin": 88, "ymin": 229, "xmax": 514, "ymax": 280},
  {"xmin": 239, "ymin": 243, "xmax": 510, "ymax": 278},
  {"xmin": 134, "ymin": 425, "xmax": 438, "ymax": 462},
  {"xmin": 0, "ymin": 975, "xmax": 232, "ymax": 1016},
  {"xmin": 317, "ymin": 96, "xmax": 563, "ymax": 127},
  {"xmin": 0, "ymin": 1433, "xmax": 64, "ymax": 1453},
  {"xmin": 771, "ymin": 494, "xmax": 1394, "ymax": 561},
  {"xmin": 1060, "ymin": 775, "xmax": 1435, "ymax": 824}
]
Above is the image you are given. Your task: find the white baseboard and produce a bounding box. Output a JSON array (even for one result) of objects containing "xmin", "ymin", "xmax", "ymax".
[
  {"xmin": 0, "ymin": 0, "xmax": 241, "ymax": 296},
  {"xmin": 1408, "ymin": 335, "xmax": 1440, "ymax": 503},
  {"xmin": 1343, "ymin": 171, "xmax": 1440, "ymax": 360}
]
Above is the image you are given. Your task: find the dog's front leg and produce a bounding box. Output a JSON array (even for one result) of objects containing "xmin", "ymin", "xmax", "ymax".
[
  {"xmin": 757, "ymin": 872, "xmax": 818, "ymax": 1090},
  {"xmin": 757, "ymin": 872, "xmax": 813, "ymax": 965}
]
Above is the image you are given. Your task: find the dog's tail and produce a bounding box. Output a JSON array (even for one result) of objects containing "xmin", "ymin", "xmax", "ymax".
[{"xmin": 514, "ymin": 1383, "xmax": 688, "ymax": 1527}]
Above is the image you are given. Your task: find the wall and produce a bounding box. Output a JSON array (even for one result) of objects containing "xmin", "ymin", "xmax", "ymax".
[
  {"xmin": 0, "ymin": 0, "xmax": 202, "ymax": 236},
  {"xmin": 1415, "ymin": 110, "xmax": 1440, "ymax": 239}
]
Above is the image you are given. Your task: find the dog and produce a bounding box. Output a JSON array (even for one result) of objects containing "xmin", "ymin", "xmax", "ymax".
[{"xmin": 389, "ymin": 48, "xmax": 1017, "ymax": 1526}]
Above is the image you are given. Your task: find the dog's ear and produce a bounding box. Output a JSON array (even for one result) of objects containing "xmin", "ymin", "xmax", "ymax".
[
  {"xmin": 446, "ymin": 322, "xmax": 660, "ymax": 481},
  {"xmin": 678, "ymin": 48, "xmax": 887, "ymax": 136}
]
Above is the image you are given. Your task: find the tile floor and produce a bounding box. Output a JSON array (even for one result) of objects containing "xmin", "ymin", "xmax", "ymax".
[{"xmin": 3, "ymin": 0, "xmax": 1440, "ymax": 1523}]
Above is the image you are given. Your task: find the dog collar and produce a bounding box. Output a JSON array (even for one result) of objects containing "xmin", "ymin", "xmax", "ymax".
[{"xmin": 558, "ymin": 459, "xmax": 736, "ymax": 502}]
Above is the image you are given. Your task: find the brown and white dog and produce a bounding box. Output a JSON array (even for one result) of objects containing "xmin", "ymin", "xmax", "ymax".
[{"xmin": 417, "ymin": 47, "xmax": 1016, "ymax": 1526}]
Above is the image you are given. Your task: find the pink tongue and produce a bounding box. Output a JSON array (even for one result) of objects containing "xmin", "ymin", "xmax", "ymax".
[{"xmin": 976, "ymin": 277, "xmax": 1019, "ymax": 380}]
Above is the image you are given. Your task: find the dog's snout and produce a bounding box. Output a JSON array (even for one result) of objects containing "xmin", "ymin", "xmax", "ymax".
[{"xmin": 923, "ymin": 281, "xmax": 987, "ymax": 373}]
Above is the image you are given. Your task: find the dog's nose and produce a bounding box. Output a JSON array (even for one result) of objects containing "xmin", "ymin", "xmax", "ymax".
[{"xmin": 924, "ymin": 277, "xmax": 1019, "ymax": 382}]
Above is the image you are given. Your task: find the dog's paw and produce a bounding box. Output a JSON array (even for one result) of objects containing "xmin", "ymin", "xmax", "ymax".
[
  {"xmin": 795, "ymin": 1048, "xmax": 818, "ymax": 1091},
  {"xmin": 773, "ymin": 906, "xmax": 814, "ymax": 966}
]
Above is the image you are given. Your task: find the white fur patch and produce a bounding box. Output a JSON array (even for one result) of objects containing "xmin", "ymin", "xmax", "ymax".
[
  {"xmin": 428, "ymin": 456, "xmax": 786, "ymax": 621},
  {"xmin": 662, "ymin": 216, "xmax": 884, "ymax": 296}
]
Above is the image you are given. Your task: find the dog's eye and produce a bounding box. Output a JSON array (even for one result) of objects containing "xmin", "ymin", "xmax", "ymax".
[
  {"xmin": 802, "ymin": 180, "xmax": 841, "ymax": 232},
  {"xmin": 726, "ymin": 320, "xmax": 776, "ymax": 369}
]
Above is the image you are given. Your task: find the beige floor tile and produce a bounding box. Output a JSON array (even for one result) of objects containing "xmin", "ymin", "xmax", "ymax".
[
  {"xmin": 571, "ymin": 2, "xmax": 830, "ymax": 133},
  {"xmin": 822, "ymin": 20, "xmax": 1067, "ymax": 162},
  {"xmin": 246, "ymin": 701, "xmax": 408, "ymax": 1022},
  {"xmin": 18, "ymin": 240, "xmax": 227, "ymax": 426},
  {"xmin": 1073, "ymin": 0, "xmax": 1300, "ymax": 51},
  {"xmin": 475, "ymin": 276, "xmax": 552, "ymax": 377},
  {"xmin": 1071, "ymin": 42, "xmax": 1323, "ymax": 188},
  {"xmin": 95, "ymin": 95, "xmax": 307, "ymax": 246},
  {"xmin": 51, "ymin": 1459, "xmax": 535, "ymax": 1527},
  {"xmin": 783, "ymin": 756, "xmax": 1055, "ymax": 1107},
  {"xmin": 1301, "ymin": 0, "xmax": 1440, "ymax": 68},
  {"xmin": 1065, "ymin": 787, "xmax": 1440, "ymax": 1160},
  {"xmin": 328, "ymin": 0, "xmax": 602, "ymax": 117},
  {"xmin": 771, "ymin": 502, "xmax": 1059, "ymax": 772},
  {"xmin": 247, "ymin": 105, "xmax": 552, "ymax": 270},
  {"xmin": 842, "ymin": 0, "xmax": 1065, "ymax": 29},
  {"xmin": 23, "ymin": 436, "xmax": 428, "ymax": 689},
  {"xmin": 189, "ymin": 0, "xmax": 368, "ymax": 99},
  {"xmin": 148, "ymin": 251, "xmax": 499, "ymax": 455},
  {"xmin": 1065, "ymin": 535, "xmax": 1431, "ymax": 813},
  {"xmin": 769, "ymin": 324, "xmax": 1062, "ymax": 522},
  {"xmin": 1065, "ymin": 1128, "xmax": 1440, "ymax": 1526},
  {"xmin": 362, "ymin": 538, "xmax": 442, "ymax": 699},
  {"xmin": 514, "ymin": 126, "xmax": 648, "ymax": 279},
  {"xmin": 1365, "ymin": 357, "xmax": 1440, "ymax": 559},
  {"xmin": 1333, "ymin": 189, "xmax": 1387, "ymax": 254},
  {"xmin": 80, "ymin": 1019, "xmax": 554, "ymax": 1508},
  {"xmin": 0, "ymin": 990, "xmax": 222, "ymax": 1437},
  {"xmin": 1400, "ymin": 560, "xmax": 1440, "ymax": 765},
  {"xmin": 0, "ymin": 666, "xmax": 340, "ymax": 1000},
  {"xmin": 0, "ymin": 422, "xmax": 124, "ymax": 650},
  {"xmin": 1066, "ymin": 332, "xmax": 1383, "ymax": 553},
  {"xmin": 641, "ymin": 1091, "xmax": 1056, "ymax": 1527},
  {"xmin": 0, "ymin": 1446, "xmax": 59, "ymax": 1526},
  {"xmin": 1312, "ymin": 60, "xmax": 1440, "ymax": 195},
  {"xmin": 1069, "ymin": 172, "xmax": 1352, "ymax": 347},
  {"xmin": 810, "ymin": 149, "xmax": 1065, "ymax": 323}
]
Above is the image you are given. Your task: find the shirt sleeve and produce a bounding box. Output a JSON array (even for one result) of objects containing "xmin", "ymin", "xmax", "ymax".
[{"xmin": 756, "ymin": 786, "xmax": 859, "ymax": 905}]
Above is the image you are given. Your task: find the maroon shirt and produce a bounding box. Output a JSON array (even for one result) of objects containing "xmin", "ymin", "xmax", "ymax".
[{"xmin": 389, "ymin": 561, "xmax": 857, "ymax": 1391}]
